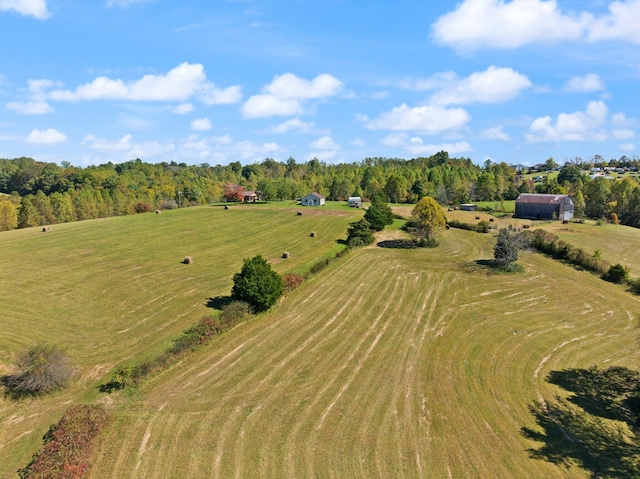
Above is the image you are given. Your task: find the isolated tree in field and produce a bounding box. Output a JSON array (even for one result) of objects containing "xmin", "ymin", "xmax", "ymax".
[
  {"xmin": 346, "ymin": 218, "xmax": 375, "ymax": 247},
  {"xmin": 409, "ymin": 196, "xmax": 446, "ymax": 243},
  {"xmin": 5, "ymin": 344, "xmax": 73, "ymax": 395},
  {"xmin": 231, "ymin": 255, "xmax": 283, "ymax": 313},
  {"xmin": 493, "ymin": 228, "xmax": 525, "ymax": 268},
  {"xmin": 364, "ymin": 197, "xmax": 393, "ymax": 231}
]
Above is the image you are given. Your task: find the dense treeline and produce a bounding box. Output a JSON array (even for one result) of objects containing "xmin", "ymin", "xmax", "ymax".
[{"xmin": 0, "ymin": 152, "xmax": 639, "ymax": 231}]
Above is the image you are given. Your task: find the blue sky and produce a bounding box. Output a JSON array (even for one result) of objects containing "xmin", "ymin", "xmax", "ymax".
[{"xmin": 1, "ymin": 0, "xmax": 638, "ymax": 167}]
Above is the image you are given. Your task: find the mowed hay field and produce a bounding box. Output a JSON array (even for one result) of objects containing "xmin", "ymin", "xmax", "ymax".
[
  {"xmin": 0, "ymin": 202, "xmax": 361, "ymax": 477},
  {"xmin": 88, "ymin": 225, "xmax": 640, "ymax": 477}
]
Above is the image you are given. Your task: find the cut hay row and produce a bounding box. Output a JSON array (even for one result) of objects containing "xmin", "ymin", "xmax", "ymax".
[
  {"xmin": 89, "ymin": 228, "xmax": 640, "ymax": 478},
  {"xmin": 0, "ymin": 203, "xmax": 361, "ymax": 476}
]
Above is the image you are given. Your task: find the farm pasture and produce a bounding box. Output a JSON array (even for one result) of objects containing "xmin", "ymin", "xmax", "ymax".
[
  {"xmin": 88, "ymin": 227, "xmax": 640, "ymax": 478},
  {"xmin": 0, "ymin": 202, "xmax": 361, "ymax": 476}
]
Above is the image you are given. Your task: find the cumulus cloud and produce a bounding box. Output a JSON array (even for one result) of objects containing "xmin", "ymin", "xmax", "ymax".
[
  {"xmin": 480, "ymin": 126, "xmax": 511, "ymax": 141},
  {"xmin": 47, "ymin": 63, "xmax": 241, "ymax": 104},
  {"xmin": 527, "ymin": 100, "xmax": 610, "ymax": 142},
  {"xmin": 6, "ymin": 101, "xmax": 53, "ymax": 114},
  {"xmin": 242, "ymin": 73, "xmax": 343, "ymax": 118},
  {"xmin": 431, "ymin": 0, "xmax": 640, "ymax": 51},
  {"xmin": 6, "ymin": 79, "xmax": 57, "ymax": 114},
  {"xmin": 191, "ymin": 118, "xmax": 212, "ymax": 131},
  {"xmin": 563, "ymin": 74, "xmax": 606, "ymax": 92},
  {"xmin": 306, "ymin": 135, "xmax": 340, "ymax": 162},
  {"xmin": 0, "ymin": 0, "xmax": 49, "ymax": 19},
  {"xmin": 588, "ymin": 0, "xmax": 640, "ymax": 43},
  {"xmin": 405, "ymin": 139, "xmax": 473, "ymax": 156},
  {"xmin": 106, "ymin": 0, "xmax": 154, "ymax": 7},
  {"xmin": 173, "ymin": 103, "xmax": 194, "ymax": 115},
  {"xmin": 366, "ymin": 103, "xmax": 470, "ymax": 134},
  {"xmin": 271, "ymin": 118, "xmax": 316, "ymax": 134},
  {"xmin": 26, "ymin": 128, "xmax": 66, "ymax": 144},
  {"xmin": 429, "ymin": 66, "xmax": 531, "ymax": 105},
  {"xmin": 82, "ymin": 133, "xmax": 175, "ymax": 158}
]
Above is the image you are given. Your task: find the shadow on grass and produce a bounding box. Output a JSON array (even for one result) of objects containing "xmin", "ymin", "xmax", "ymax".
[
  {"xmin": 474, "ymin": 259, "xmax": 524, "ymax": 273},
  {"xmin": 522, "ymin": 366, "xmax": 640, "ymax": 477},
  {"xmin": 206, "ymin": 295, "xmax": 234, "ymax": 310},
  {"xmin": 377, "ymin": 239, "xmax": 418, "ymax": 249},
  {"xmin": 1, "ymin": 375, "xmax": 42, "ymax": 401}
]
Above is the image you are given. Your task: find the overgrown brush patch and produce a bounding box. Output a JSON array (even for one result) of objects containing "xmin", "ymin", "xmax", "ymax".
[{"xmin": 18, "ymin": 405, "xmax": 109, "ymax": 479}]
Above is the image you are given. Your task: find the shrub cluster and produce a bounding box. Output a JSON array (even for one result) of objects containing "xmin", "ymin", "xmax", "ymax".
[
  {"xmin": 18, "ymin": 405, "xmax": 109, "ymax": 479},
  {"xmin": 133, "ymin": 202, "xmax": 153, "ymax": 213},
  {"xmin": 447, "ymin": 219, "xmax": 490, "ymax": 233},
  {"xmin": 282, "ymin": 273, "xmax": 304, "ymax": 294},
  {"xmin": 4, "ymin": 344, "xmax": 73, "ymax": 397},
  {"xmin": 524, "ymin": 229, "xmax": 610, "ymax": 275},
  {"xmin": 107, "ymin": 302, "xmax": 253, "ymax": 390}
]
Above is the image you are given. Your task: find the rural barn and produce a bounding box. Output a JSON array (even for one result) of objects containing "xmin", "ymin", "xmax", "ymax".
[
  {"xmin": 460, "ymin": 203, "xmax": 477, "ymax": 211},
  {"xmin": 242, "ymin": 191, "xmax": 258, "ymax": 203},
  {"xmin": 514, "ymin": 193, "xmax": 574, "ymax": 221},
  {"xmin": 348, "ymin": 196, "xmax": 362, "ymax": 207},
  {"xmin": 301, "ymin": 192, "xmax": 325, "ymax": 206}
]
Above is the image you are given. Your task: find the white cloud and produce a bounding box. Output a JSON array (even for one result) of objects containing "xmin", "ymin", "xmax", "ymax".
[
  {"xmin": 271, "ymin": 118, "xmax": 316, "ymax": 134},
  {"xmin": 306, "ymin": 135, "xmax": 340, "ymax": 162},
  {"xmin": 527, "ymin": 100, "xmax": 610, "ymax": 142},
  {"xmin": 429, "ymin": 66, "xmax": 531, "ymax": 105},
  {"xmin": 588, "ymin": 0, "xmax": 640, "ymax": 43},
  {"xmin": 612, "ymin": 129, "xmax": 635, "ymax": 139},
  {"xmin": 48, "ymin": 63, "xmax": 241, "ymax": 105},
  {"xmin": 480, "ymin": 126, "xmax": 511, "ymax": 141},
  {"xmin": 106, "ymin": 0, "xmax": 154, "ymax": 7},
  {"xmin": 563, "ymin": 74, "xmax": 606, "ymax": 92},
  {"xmin": 379, "ymin": 133, "xmax": 471, "ymax": 155},
  {"xmin": 191, "ymin": 118, "xmax": 212, "ymax": 131},
  {"xmin": 242, "ymin": 73, "xmax": 343, "ymax": 118},
  {"xmin": 432, "ymin": 0, "xmax": 640, "ymax": 51},
  {"xmin": 6, "ymin": 101, "xmax": 53, "ymax": 114},
  {"xmin": 310, "ymin": 135, "xmax": 339, "ymax": 150},
  {"xmin": 366, "ymin": 103, "xmax": 470, "ymax": 134},
  {"xmin": 0, "ymin": 0, "xmax": 49, "ymax": 19},
  {"xmin": 405, "ymin": 139, "xmax": 473, "ymax": 156},
  {"xmin": 6, "ymin": 79, "xmax": 57, "ymax": 114},
  {"xmin": 26, "ymin": 128, "xmax": 66, "ymax": 144},
  {"xmin": 83, "ymin": 134, "xmax": 133, "ymax": 151},
  {"xmin": 173, "ymin": 103, "xmax": 194, "ymax": 115},
  {"xmin": 82, "ymin": 133, "xmax": 175, "ymax": 158},
  {"xmin": 619, "ymin": 143, "xmax": 635, "ymax": 151},
  {"xmin": 431, "ymin": 0, "xmax": 590, "ymax": 51},
  {"xmin": 380, "ymin": 133, "xmax": 409, "ymax": 147}
]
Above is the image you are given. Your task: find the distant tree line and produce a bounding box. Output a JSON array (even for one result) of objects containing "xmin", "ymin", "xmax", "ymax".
[{"xmin": 0, "ymin": 152, "xmax": 639, "ymax": 231}]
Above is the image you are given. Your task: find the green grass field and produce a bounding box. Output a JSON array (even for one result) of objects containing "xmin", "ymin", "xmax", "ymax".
[{"xmin": 1, "ymin": 202, "xmax": 639, "ymax": 477}]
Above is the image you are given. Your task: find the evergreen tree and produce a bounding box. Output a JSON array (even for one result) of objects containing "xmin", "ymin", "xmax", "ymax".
[{"xmin": 231, "ymin": 256, "xmax": 283, "ymax": 313}]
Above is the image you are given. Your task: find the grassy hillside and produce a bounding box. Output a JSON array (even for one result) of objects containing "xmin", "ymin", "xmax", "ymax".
[
  {"xmin": 0, "ymin": 202, "xmax": 361, "ymax": 476},
  {"xmin": 89, "ymin": 225, "xmax": 638, "ymax": 477},
  {"xmin": 1, "ymin": 203, "xmax": 639, "ymax": 477}
]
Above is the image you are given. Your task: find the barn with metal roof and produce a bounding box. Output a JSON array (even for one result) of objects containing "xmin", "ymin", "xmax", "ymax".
[{"xmin": 514, "ymin": 194, "xmax": 574, "ymax": 221}]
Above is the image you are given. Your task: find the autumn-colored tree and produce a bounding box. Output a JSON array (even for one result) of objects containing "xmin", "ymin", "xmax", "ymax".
[
  {"xmin": 0, "ymin": 199, "xmax": 18, "ymax": 231},
  {"xmin": 223, "ymin": 183, "xmax": 244, "ymax": 202},
  {"xmin": 409, "ymin": 196, "xmax": 446, "ymax": 243}
]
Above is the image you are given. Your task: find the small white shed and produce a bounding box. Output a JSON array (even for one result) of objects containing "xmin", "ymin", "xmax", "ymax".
[{"xmin": 301, "ymin": 192, "xmax": 325, "ymax": 206}]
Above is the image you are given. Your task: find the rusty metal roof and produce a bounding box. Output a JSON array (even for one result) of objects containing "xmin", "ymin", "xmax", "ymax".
[{"xmin": 515, "ymin": 193, "xmax": 569, "ymax": 205}]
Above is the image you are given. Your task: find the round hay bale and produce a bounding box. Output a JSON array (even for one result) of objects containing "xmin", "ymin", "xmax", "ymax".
[
  {"xmin": 224, "ymin": 205, "xmax": 229, "ymax": 210},
  {"xmin": 310, "ymin": 231, "xmax": 317, "ymax": 237},
  {"xmin": 155, "ymin": 210, "xmax": 161, "ymax": 214},
  {"xmin": 282, "ymin": 251, "xmax": 290, "ymax": 259},
  {"xmin": 183, "ymin": 256, "xmax": 194, "ymax": 264},
  {"xmin": 296, "ymin": 211, "xmax": 302, "ymax": 216}
]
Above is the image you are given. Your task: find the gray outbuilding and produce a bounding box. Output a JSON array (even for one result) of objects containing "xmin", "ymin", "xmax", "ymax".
[
  {"xmin": 514, "ymin": 193, "xmax": 574, "ymax": 221},
  {"xmin": 301, "ymin": 192, "xmax": 325, "ymax": 206}
]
